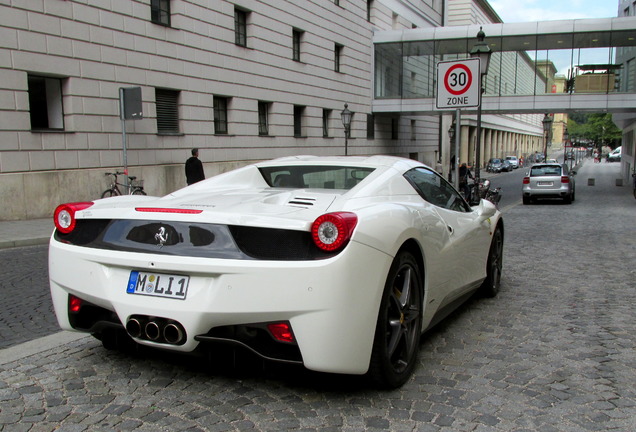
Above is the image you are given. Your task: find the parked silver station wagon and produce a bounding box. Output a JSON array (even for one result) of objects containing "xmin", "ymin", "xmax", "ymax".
[{"xmin": 522, "ymin": 163, "xmax": 576, "ymax": 204}]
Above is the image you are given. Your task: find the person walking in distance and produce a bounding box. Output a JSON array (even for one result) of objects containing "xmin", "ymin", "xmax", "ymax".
[
  {"xmin": 458, "ymin": 162, "xmax": 474, "ymax": 200},
  {"xmin": 185, "ymin": 148, "xmax": 205, "ymax": 185}
]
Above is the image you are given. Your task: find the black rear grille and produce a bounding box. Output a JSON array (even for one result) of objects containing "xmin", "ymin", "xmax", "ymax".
[{"xmin": 229, "ymin": 226, "xmax": 336, "ymax": 260}]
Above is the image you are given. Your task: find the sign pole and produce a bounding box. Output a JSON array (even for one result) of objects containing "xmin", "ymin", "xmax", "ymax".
[
  {"xmin": 118, "ymin": 88, "xmax": 129, "ymax": 190},
  {"xmin": 454, "ymin": 109, "xmax": 461, "ymax": 191}
]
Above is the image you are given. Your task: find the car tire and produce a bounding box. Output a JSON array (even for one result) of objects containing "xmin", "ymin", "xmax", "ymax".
[
  {"xmin": 522, "ymin": 196, "xmax": 530, "ymax": 205},
  {"xmin": 479, "ymin": 227, "xmax": 503, "ymax": 298},
  {"xmin": 572, "ymin": 189, "xmax": 575, "ymax": 202},
  {"xmin": 369, "ymin": 251, "xmax": 423, "ymax": 389},
  {"xmin": 563, "ymin": 194, "xmax": 572, "ymax": 204}
]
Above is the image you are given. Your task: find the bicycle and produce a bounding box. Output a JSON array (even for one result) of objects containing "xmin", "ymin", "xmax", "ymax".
[{"xmin": 101, "ymin": 171, "xmax": 147, "ymax": 198}]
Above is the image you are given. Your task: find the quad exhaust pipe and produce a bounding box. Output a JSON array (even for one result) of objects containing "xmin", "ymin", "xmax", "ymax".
[{"xmin": 125, "ymin": 316, "xmax": 186, "ymax": 345}]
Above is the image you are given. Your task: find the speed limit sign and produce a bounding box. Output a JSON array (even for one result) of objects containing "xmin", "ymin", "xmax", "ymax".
[{"xmin": 436, "ymin": 58, "xmax": 481, "ymax": 109}]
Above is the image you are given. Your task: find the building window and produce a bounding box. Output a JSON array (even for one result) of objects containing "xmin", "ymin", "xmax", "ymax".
[
  {"xmin": 367, "ymin": 0, "xmax": 373, "ymax": 22},
  {"xmin": 334, "ymin": 0, "xmax": 340, "ymax": 6},
  {"xmin": 214, "ymin": 96, "xmax": 229, "ymax": 135},
  {"xmin": 294, "ymin": 105, "xmax": 305, "ymax": 137},
  {"xmin": 28, "ymin": 75, "xmax": 64, "ymax": 130},
  {"xmin": 235, "ymin": 8, "xmax": 247, "ymax": 47},
  {"xmin": 391, "ymin": 118, "xmax": 399, "ymax": 140},
  {"xmin": 258, "ymin": 101, "xmax": 269, "ymax": 136},
  {"xmin": 411, "ymin": 119, "xmax": 416, "ymax": 140},
  {"xmin": 150, "ymin": 0, "xmax": 170, "ymax": 26},
  {"xmin": 292, "ymin": 29, "xmax": 302, "ymax": 62},
  {"xmin": 155, "ymin": 88, "xmax": 179, "ymax": 134},
  {"xmin": 367, "ymin": 114, "xmax": 375, "ymax": 139},
  {"xmin": 335, "ymin": 44, "xmax": 343, "ymax": 72},
  {"xmin": 323, "ymin": 109, "xmax": 331, "ymax": 137}
]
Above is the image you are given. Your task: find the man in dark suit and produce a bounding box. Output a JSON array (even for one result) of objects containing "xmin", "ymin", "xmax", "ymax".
[{"xmin": 185, "ymin": 148, "xmax": 205, "ymax": 185}]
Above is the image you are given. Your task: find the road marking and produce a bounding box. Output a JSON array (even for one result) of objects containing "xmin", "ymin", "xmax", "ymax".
[
  {"xmin": 0, "ymin": 331, "xmax": 90, "ymax": 365},
  {"xmin": 500, "ymin": 200, "xmax": 521, "ymax": 213}
]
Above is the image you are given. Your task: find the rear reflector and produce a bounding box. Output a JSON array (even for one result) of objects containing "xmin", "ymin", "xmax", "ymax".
[
  {"xmin": 135, "ymin": 207, "xmax": 203, "ymax": 214},
  {"xmin": 267, "ymin": 322, "xmax": 295, "ymax": 343},
  {"xmin": 69, "ymin": 295, "xmax": 82, "ymax": 313}
]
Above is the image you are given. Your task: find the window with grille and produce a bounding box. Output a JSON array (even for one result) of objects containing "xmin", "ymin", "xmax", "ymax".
[
  {"xmin": 258, "ymin": 101, "xmax": 269, "ymax": 136},
  {"xmin": 292, "ymin": 29, "xmax": 302, "ymax": 62},
  {"xmin": 335, "ymin": 44, "xmax": 343, "ymax": 72},
  {"xmin": 151, "ymin": 0, "xmax": 170, "ymax": 26},
  {"xmin": 28, "ymin": 75, "xmax": 65, "ymax": 130},
  {"xmin": 294, "ymin": 105, "xmax": 305, "ymax": 137},
  {"xmin": 235, "ymin": 8, "xmax": 247, "ymax": 47},
  {"xmin": 214, "ymin": 96, "xmax": 229, "ymax": 135},
  {"xmin": 155, "ymin": 88, "xmax": 179, "ymax": 134}
]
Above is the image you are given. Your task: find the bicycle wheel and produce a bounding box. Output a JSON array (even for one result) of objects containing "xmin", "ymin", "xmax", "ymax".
[
  {"xmin": 132, "ymin": 189, "xmax": 147, "ymax": 195},
  {"xmin": 101, "ymin": 189, "xmax": 118, "ymax": 198}
]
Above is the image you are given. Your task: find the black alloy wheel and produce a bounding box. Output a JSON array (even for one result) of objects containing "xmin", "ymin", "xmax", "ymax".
[
  {"xmin": 480, "ymin": 227, "xmax": 503, "ymax": 298},
  {"xmin": 369, "ymin": 251, "xmax": 423, "ymax": 389}
]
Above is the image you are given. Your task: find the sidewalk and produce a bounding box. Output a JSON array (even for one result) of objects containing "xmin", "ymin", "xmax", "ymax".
[{"xmin": 0, "ymin": 217, "xmax": 54, "ymax": 249}]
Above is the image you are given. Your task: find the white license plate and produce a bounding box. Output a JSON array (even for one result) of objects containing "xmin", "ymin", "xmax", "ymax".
[
  {"xmin": 126, "ymin": 271, "xmax": 189, "ymax": 300},
  {"xmin": 537, "ymin": 181, "xmax": 553, "ymax": 186}
]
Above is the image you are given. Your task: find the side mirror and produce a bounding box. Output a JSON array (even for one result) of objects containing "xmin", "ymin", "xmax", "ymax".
[{"xmin": 475, "ymin": 199, "xmax": 497, "ymax": 220}]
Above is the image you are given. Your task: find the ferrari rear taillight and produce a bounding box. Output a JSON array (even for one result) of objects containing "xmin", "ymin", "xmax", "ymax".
[
  {"xmin": 561, "ymin": 176, "xmax": 570, "ymax": 183},
  {"xmin": 311, "ymin": 212, "xmax": 358, "ymax": 252},
  {"xmin": 54, "ymin": 202, "xmax": 93, "ymax": 234},
  {"xmin": 523, "ymin": 177, "xmax": 530, "ymax": 184}
]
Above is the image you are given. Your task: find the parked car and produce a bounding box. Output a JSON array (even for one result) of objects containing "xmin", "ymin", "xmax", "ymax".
[
  {"xmin": 607, "ymin": 146, "xmax": 621, "ymax": 162},
  {"xmin": 50, "ymin": 156, "xmax": 504, "ymax": 389},
  {"xmin": 522, "ymin": 163, "xmax": 576, "ymax": 204},
  {"xmin": 486, "ymin": 158, "xmax": 503, "ymax": 172},
  {"xmin": 500, "ymin": 160, "xmax": 513, "ymax": 172},
  {"xmin": 505, "ymin": 156, "xmax": 519, "ymax": 169}
]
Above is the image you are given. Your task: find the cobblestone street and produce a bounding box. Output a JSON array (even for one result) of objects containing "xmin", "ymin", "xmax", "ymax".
[{"xmin": 1, "ymin": 161, "xmax": 635, "ymax": 431}]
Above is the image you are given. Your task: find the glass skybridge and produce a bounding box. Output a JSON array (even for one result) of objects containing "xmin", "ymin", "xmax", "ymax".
[{"xmin": 373, "ymin": 17, "xmax": 636, "ymax": 115}]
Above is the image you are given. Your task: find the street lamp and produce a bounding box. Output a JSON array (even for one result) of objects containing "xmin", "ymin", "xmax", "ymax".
[
  {"xmin": 542, "ymin": 113, "xmax": 553, "ymax": 162},
  {"xmin": 340, "ymin": 103, "xmax": 352, "ymax": 156},
  {"xmin": 470, "ymin": 27, "xmax": 492, "ymax": 187}
]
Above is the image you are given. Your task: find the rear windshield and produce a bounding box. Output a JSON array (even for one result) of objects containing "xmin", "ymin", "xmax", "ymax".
[
  {"xmin": 530, "ymin": 165, "xmax": 562, "ymax": 177},
  {"xmin": 490, "ymin": 159, "xmax": 501, "ymax": 163},
  {"xmin": 259, "ymin": 165, "xmax": 375, "ymax": 189}
]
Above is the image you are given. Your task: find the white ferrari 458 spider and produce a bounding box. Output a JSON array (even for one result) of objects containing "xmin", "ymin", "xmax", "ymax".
[{"xmin": 49, "ymin": 155, "xmax": 503, "ymax": 388}]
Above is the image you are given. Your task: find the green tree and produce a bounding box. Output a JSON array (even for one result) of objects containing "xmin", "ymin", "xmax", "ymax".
[{"xmin": 567, "ymin": 113, "xmax": 621, "ymax": 149}]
